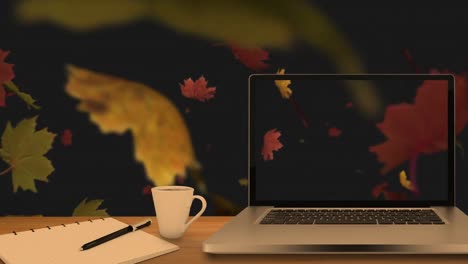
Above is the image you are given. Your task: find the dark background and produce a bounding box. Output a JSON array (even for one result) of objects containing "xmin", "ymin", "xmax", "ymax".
[
  {"xmin": 254, "ymin": 79, "xmax": 448, "ymax": 202},
  {"xmin": 0, "ymin": 0, "xmax": 467, "ymax": 215}
]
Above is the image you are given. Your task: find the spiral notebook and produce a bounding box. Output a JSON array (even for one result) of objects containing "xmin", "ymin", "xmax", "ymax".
[{"xmin": 0, "ymin": 218, "xmax": 179, "ymax": 264}]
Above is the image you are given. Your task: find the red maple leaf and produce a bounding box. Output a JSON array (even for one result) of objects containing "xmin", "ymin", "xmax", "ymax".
[
  {"xmin": 0, "ymin": 49, "xmax": 15, "ymax": 107},
  {"xmin": 61, "ymin": 129, "xmax": 73, "ymax": 146},
  {"xmin": 372, "ymin": 182, "xmax": 408, "ymax": 200},
  {"xmin": 369, "ymin": 70, "xmax": 468, "ymax": 175},
  {"xmin": 142, "ymin": 184, "xmax": 153, "ymax": 195},
  {"xmin": 180, "ymin": 76, "xmax": 216, "ymax": 102},
  {"xmin": 328, "ymin": 127, "xmax": 342, "ymax": 137},
  {"xmin": 345, "ymin": 102, "xmax": 353, "ymax": 108},
  {"xmin": 175, "ymin": 175, "xmax": 185, "ymax": 185},
  {"xmin": 262, "ymin": 129, "xmax": 283, "ymax": 161},
  {"xmin": 371, "ymin": 182, "xmax": 389, "ymax": 198},
  {"xmin": 229, "ymin": 44, "xmax": 270, "ymax": 72},
  {"xmin": 0, "ymin": 50, "xmax": 14, "ymax": 84}
]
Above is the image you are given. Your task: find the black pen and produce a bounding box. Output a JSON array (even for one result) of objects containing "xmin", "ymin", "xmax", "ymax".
[{"xmin": 80, "ymin": 219, "xmax": 152, "ymax": 251}]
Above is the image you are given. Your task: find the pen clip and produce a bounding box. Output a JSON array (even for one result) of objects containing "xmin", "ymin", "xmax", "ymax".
[{"xmin": 131, "ymin": 219, "xmax": 152, "ymax": 231}]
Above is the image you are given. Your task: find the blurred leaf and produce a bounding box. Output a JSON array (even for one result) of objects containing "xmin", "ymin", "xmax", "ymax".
[
  {"xmin": 16, "ymin": 0, "xmax": 149, "ymax": 31},
  {"xmin": 72, "ymin": 198, "xmax": 109, "ymax": 216},
  {"xmin": 228, "ymin": 44, "xmax": 270, "ymax": 71},
  {"xmin": 60, "ymin": 129, "xmax": 73, "ymax": 146},
  {"xmin": 188, "ymin": 167, "xmax": 208, "ymax": 194},
  {"xmin": 151, "ymin": 0, "xmax": 381, "ymax": 117},
  {"xmin": 457, "ymin": 141, "xmax": 464, "ymax": 159},
  {"xmin": 211, "ymin": 193, "xmax": 242, "ymax": 216},
  {"xmin": 65, "ymin": 65, "xmax": 200, "ymax": 187},
  {"xmin": 151, "ymin": 0, "xmax": 293, "ymax": 47},
  {"xmin": 4, "ymin": 81, "xmax": 40, "ymax": 110},
  {"xmin": 0, "ymin": 117, "xmax": 55, "ymax": 192},
  {"xmin": 238, "ymin": 178, "xmax": 248, "ymax": 186},
  {"xmin": 15, "ymin": 0, "xmax": 381, "ymax": 116}
]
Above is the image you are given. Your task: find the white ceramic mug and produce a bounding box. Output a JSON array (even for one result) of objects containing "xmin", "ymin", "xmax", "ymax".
[{"xmin": 151, "ymin": 186, "xmax": 207, "ymax": 239}]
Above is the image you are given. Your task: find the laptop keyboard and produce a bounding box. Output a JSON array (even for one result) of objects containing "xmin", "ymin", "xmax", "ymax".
[{"xmin": 259, "ymin": 209, "xmax": 445, "ymax": 225}]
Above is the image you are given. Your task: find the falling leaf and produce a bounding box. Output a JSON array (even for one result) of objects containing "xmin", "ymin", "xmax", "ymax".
[
  {"xmin": 72, "ymin": 198, "xmax": 109, "ymax": 216},
  {"xmin": 185, "ymin": 107, "xmax": 190, "ymax": 114},
  {"xmin": 0, "ymin": 49, "xmax": 15, "ymax": 107},
  {"xmin": 61, "ymin": 129, "xmax": 72, "ymax": 146},
  {"xmin": 0, "ymin": 50, "xmax": 15, "ymax": 85},
  {"xmin": 262, "ymin": 129, "xmax": 283, "ymax": 161},
  {"xmin": 0, "ymin": 117, "xmax": 55, "ymax": 192},
  {"xmin": 180, "ymin": 76, "xmax": 216, "ymax": 102},
  {"xmin": 0, "ymin": 87, "xmax": 5, "ymax": 108},
  {"xmin": 142, "ymin": 185, "xmax": 153, "ymax": 196},
  {"xmin": 16, "ymin": 0, "xmax": 149, "ymax": 31},
  {"xmin": 228, "ymin": 44, "xmax": 270, "ymax": 71},
  {"xmin": 15, "ymin": 0, "xmax": 381, "ymax": 116},
  {"xmin": 328, "ymin": 127, "xmax": 342, "ymax": 137},
  {"xmin": 372, "ymin": 182, "xmax": 408, "ymax": 200},
  {"xmin": 372, "ymin": 182, "xmax": 389, "ymax": 198},
  {"xmin": 238, "ymin": 178, "xmax": 248, "ymax": 186},
  {"xmin": 399, "ymin": 170, "xmax": 414, "ymax": 191},
  {"xmin": 65, "ymin": 65, "xmax": 200, "ymax": 187},
  {"xmin": 0, "ymin": 50, "xmax": 39, "ymax": 109},
  {"xmin": 3, "ymin": 81, "xmax": 40, "ymax": 109},
  {"xmin": 274, "ymin": 68, "xmax": 292, "ymax": 99},
  {"xmin": 188, "ymin": 167, "xmax": 208, "ymax": 194},
  {"xmin": 369, "ymin": 76, "xmax": 452, "ymax": 175},
  {"xmin": 211, "ymin": 193, "xmax": 242, "ymax": 216},
  {"xmin": 345, "ymin": 102, "xmax": 353, "ymax": 108}
]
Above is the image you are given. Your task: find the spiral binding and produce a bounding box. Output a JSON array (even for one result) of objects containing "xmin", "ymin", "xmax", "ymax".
[{"xmin": 11, "ymin": 218, "xmax": 106, "ymax": 235}]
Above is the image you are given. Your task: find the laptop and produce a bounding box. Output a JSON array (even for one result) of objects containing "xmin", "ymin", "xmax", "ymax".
[{"xmin": 203, "ymin": 74, "xmax": 468, "ymax": 254}]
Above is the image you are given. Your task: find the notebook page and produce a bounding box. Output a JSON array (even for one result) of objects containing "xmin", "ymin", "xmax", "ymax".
[{"xmin": 0, "ymin": 218, "xmax": 179, "ymax": 264}]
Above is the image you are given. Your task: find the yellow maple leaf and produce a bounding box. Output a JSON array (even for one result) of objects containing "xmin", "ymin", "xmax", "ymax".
[
  {"xmin": 0, "ymin": 117, "xmax": 55, "ymax": 192},
  {"xmin": 399, "ymin": 170, "xmax": 414, "ymax": 191},
  {"xmin": 238, "ymin": 178, "xmax": 248, "ymax": 186},
  {"xmin": 72, "ymin": 198, "xmax": 109, "ymax": 216},
  {"xmin": 65, "ymin": 65, "xmax": 199, "ymax": 187},
  {"xmin": 274, "ymin": 68, "xmax": 292, "ymax": 99}
]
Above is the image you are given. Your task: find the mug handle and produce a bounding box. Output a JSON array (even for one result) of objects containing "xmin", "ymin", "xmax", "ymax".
[{"xmin": 184, "ymin": 195, "xmax": 207, "ymax": 231}]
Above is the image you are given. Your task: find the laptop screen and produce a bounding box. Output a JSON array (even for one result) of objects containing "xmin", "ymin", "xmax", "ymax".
[{"xmin": 250, "ymin": 75, "xmax": 454, "ymax": 206}]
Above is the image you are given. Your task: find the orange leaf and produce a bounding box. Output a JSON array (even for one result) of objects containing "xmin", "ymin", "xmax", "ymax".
[
  {"xmin": 61, "ymin": 129, "xmax": 73, "ymax": 146},
  {"xmin": 328, "ymin": 127, "xmax": 342, "ymax": 137},
  {"xmin": 180, "ymin": 76, "xmax": 216, "ymax": 102},
  {"xmin": 262, "ymin": 129, "xmax": 283, "ymax": 161},
  {"xmin": 229, "ymin": 44, "xmax": 270, "ymax": 71}
]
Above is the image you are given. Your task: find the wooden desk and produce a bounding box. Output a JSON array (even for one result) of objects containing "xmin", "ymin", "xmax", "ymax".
[{"xmin": 1, "ymin": 216, "xmax": 467, "ymax": 263}]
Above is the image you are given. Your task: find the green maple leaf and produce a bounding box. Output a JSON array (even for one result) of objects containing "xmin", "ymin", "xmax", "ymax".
[
  {"xmin": 3, "ymin": 81, "xmax": 40, "ymax": 110},
  {"xmin": 72, "ymin": 198, "xmax": 110, "ymax": 216},
  {"xmin": 0, "ymin": 116, "xmax": 55, "ymax": 192}
]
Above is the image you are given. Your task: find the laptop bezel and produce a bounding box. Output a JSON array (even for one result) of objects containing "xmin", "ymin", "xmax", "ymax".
[{"xmin": 248, "ymin": 74, "xmax": 455, "ymax": 207}]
